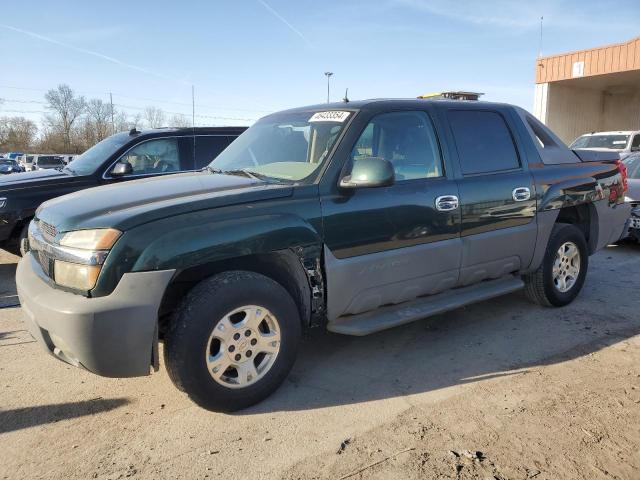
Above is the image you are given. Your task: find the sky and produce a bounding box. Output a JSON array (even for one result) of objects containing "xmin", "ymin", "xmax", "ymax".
[{"xmin": 1, "ymin": 0, "xmax": 639, "ymax": 128}]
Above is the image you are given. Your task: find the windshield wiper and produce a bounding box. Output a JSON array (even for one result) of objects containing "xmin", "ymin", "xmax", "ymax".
[
  {"xmin": 62, "ymin": 166, "xmax": 76, "ymax": 175},
  {"xmin": 222, "ymin": 169, "xmax": 264, "ymax": 180},
  {"xmin": 206, "ymin": 166, "xmax": 277, "ymax": 183}
]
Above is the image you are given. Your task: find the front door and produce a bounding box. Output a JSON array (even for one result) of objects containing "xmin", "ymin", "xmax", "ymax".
[
  {"xmin": 321, "ymin": 110, "xmax": 461, "ymax": 320},
  {"xmin": 102, "ymin": 136, "xmax": 194, "ymax": 181}
]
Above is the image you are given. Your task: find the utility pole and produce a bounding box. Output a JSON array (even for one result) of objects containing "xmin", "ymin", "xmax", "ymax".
[
  {"xmin": 324, "ymin": 72, "xmax": 333, "ymax": 103},
  {"xmin": 191, "ymin": 85, "xmax": 195, "ymax": 128},
  {"xmin": 109, "ymin": 92, "xmax": 115, "ymax": 134},
  {"xmin": 538, "ymin": 16, "xmax": 544, "ymax": 58}
]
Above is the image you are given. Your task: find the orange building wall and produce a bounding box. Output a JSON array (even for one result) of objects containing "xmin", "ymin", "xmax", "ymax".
[{"xmin": 536, "ymin": 36, "xmax": 640, "ymax": 84}]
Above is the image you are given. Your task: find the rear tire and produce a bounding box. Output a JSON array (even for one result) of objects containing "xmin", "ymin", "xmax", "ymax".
[
  {"xmin": 164, "ymin": 271, "xmax": 301, "ymax": 412},
  {"xmin": 524, "ymin": 223, "xmax": 588, "ymax": 307}
]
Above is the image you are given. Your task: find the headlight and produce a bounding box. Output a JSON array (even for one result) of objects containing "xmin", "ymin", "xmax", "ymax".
[
  {"xmin": 624, "ymin": 196, "xmax": 634, "ymax": 203},
  {"xmin": 59, "ymin": 228, "xmax": 121, "ymax": 250},
  {"xmin": 54, "ymin": 260, "xmax": 101, "ymax": 290}
]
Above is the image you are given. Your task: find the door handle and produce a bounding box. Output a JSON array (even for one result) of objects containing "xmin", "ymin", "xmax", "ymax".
[
  {"xmin": 435, "ymin": 195, "xmax": 459, "ymax": 211},
  {"xmin": 512, "ymin": 187, "xmax": 531, "ymax": 202}
]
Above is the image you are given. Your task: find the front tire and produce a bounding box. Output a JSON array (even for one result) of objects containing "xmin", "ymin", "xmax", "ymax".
[
  {"xmin": 18, "ymin": 223, "xmax": 30, "ymax": 256},
  {"xmin": 524, "ymin": 223, "xmax": 588, "ymax": 307},
  {"xmin": 164, "ymin": 271, "xmax": 301, "ymax": 412}
]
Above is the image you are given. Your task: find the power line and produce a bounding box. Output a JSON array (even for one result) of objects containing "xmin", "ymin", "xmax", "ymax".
[
  {"xmin": 0, "ymin": 84, "xmax": 274, "ymax": 113},
  {"xmin": 0, "ymin": 103, "xmax": 256, "ymax": 122},
  {"xmin": 1, "ymin": 97, "xmax": 258, "ymax": 122}
]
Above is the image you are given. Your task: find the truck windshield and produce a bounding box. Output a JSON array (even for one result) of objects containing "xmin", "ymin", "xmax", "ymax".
[
  {"xmin": 570, "ymin": 134, "xmax": 630, "ymax": 150},
  {"xmin": 210, "ymin": 110, "xmax": 352, "ymax": 182},
  {"xmin": 64, "ymin": 133, "xmax": 130, "ymax": 175}
]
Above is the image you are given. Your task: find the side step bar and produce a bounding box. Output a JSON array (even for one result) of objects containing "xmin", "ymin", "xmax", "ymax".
[{"xmin": 327, "ymin": 275, "xmax": 525, "ymax": 336}]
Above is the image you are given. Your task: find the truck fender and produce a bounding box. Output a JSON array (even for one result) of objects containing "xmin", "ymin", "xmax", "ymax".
[
  {"xmin": 537, "ymin": 177, "xmax": 600, "ymax": 212},
  {"xmin": 130, "ymin": 213, "xmax": 323, "ymax": 272}
]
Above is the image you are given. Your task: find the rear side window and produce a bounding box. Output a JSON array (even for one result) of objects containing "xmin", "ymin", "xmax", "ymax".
[
  {"xmin": 449, "ymin": 110, "xmax": 520, "ymax": 175},
  {"xmin": 195, "ymin": 135, "xmax": 236, "ymax": 168}
]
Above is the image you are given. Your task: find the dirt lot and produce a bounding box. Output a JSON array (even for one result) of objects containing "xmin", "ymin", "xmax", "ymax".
[{"xmin": 1, "ymin": 244, "xmax": 639, "ymax": 480}]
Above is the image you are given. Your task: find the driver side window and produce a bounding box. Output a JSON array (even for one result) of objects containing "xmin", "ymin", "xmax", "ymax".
[
  {"xmin": 113, "ymin": 138, "xmax": 182, "ymax": 176},
  {"xmin": 351, "ymin": 111, "xmax": 443, "ymax": 180}
]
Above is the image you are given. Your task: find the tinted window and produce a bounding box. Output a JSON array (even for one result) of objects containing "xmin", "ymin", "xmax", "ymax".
[
  {"xmin": 113, "ymin": 138, "xmax": 186, "ymax": 176},
  {"xmin": 632, "ymin": 135, "xmax": 640, "ymax": 149},
  {"xmin": 195, "ymin": 135, "xmax": 235, "ymax": 169},
  {"xmin": 350, "ymin": 111, "xmax": 443, "ymax": 180},
  {"xmin": 449, "ymin": 110, "xmax": 520, "ymax": 175},
  {"xmin": 36, "ymin": 156, "xmax": 64, "ymax": 167}
]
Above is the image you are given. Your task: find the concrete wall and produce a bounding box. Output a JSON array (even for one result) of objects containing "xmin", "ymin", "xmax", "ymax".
[
  {"xmin": 533, "ymin": 82, "xmax": 640, "ymax": 144},
  {"xmin": 602, "ymin": 90, "xmax": 640, "ymax": 132}
]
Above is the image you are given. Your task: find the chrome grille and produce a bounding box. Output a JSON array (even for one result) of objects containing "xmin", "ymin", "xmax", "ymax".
[{"xmin": 37, "ymin": 219, "xmax": 57, "ymax": 241}]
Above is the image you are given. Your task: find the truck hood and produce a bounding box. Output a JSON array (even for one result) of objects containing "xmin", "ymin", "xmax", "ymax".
[
  {"xmin": 0, "ymin": 168, "xmax": 75, "ymax": 191},
  {"xmin": 37, "ymin": 171, "xmax": 294, "ymax": 232}
]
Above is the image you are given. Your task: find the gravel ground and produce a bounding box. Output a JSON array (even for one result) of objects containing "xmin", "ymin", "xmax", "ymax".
[{"xmin": 1, "ymin": 244, "xmax": 639, "ymax": 480}]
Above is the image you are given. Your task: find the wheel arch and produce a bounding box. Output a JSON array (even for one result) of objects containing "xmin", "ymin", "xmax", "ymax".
[
  {"xmin": 555, "ymin": 203, "xmax": 598, "ymax": 254},
  {"xmin": 158, "ymin": 248, "xmax": 323, "ymax": 337}
]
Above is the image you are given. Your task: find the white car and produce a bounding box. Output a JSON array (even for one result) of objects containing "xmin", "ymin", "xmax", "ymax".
[{"xmin": 570, "ymin": 131, "xmax": 640, "ymax": 160}]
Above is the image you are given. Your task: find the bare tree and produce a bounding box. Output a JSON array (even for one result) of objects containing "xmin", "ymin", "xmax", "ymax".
[
  {"xmin": 85, "ymin": 99, "xmax": 112, "ymax": 142},
  {"xmin": 143, "ymin": 106, "xmax": 165, "ymax": 128},
  {"xmin": 44, "ymin": 84, "xmax": 86, "ymax": 150},
  {"xmin": 0, "ymin": 116, "xmax": 38, "ymax": 151},
  {"xmin": 111, "ymin": 111, "xmax": 143, "ymax": 133},
  {"xmin": 169, "ymin": 113, "xmax": 191, "ymax": 128}
]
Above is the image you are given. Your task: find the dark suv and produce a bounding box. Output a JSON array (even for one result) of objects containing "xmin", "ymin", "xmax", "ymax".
[{"xmin": 0, "ymin": 126, "xmax": 246, "ymax": 255}]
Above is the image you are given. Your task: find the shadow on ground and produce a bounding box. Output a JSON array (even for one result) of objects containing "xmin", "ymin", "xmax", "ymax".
[
  {"xmin": 0, "ymin": 398, "xmax": 131, "ymax": 434},
  {"xmin": 0, "ymin": 262, "xmax": 19, "ymax": 307}
]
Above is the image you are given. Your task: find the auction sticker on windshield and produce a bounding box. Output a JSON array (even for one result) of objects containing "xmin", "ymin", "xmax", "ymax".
[{"xmin": 309, "ymin": 111, "xmax": 351, "ymax": 122}]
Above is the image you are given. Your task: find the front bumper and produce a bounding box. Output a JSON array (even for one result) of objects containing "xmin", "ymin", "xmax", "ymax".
[{"xmin": 17, "ymin": 252, "xmax": 175, "ymax": 377}]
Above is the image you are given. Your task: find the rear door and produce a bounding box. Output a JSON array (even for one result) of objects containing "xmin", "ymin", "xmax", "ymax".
[
  {"xmin": 194, "ymin": 135, "xmax": 237, "ymax": 169},
  {"xmin": 444, "ymin": 107, "xmax": 537, "ymax": 286}
]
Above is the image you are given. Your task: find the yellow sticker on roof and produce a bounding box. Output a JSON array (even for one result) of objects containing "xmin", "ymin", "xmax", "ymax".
[{"xmin": 309, "ymin": 111, "xmax": 351, "ymax": 122}]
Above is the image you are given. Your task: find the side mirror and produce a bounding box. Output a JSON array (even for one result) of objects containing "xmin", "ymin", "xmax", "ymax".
[
  {"xmin": 340, "ymin": 157, "xmax": 395, "ymax": 189},
  {"xmin": 110, "ymin": 162, "xmax": 133, "ymax": 177}
]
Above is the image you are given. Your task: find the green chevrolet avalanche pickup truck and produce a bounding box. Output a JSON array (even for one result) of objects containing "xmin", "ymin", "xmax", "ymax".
[{"xmin": 17, "ymin": 99, "xmax": 630, "ymax": 411}]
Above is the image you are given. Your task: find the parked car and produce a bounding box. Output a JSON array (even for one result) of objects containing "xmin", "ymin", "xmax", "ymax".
[
  {"xmin": 570, "ymin": 130, "xmax": 640, "ymax": 160},
  {"xmin": 33, "ymin": 155, "xmax": 65, "ymax": 171},
  {"xmin": 622, "ymin": 152, "xmax": 640, "ymax": 241},
  {"xmin": 0, "ymin": 158, "xmax": 24, "ymax": 174},
  {"xmin": 4, "ymin": 152, "xmax": 24, "ymax": 160},
  {"xmin": 0, "ymin": 126, "xmax": 246, "ymax": 255},
  {"xmin": 17, "ymin": 100, "xmax": 630, "ymax": 411}
]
